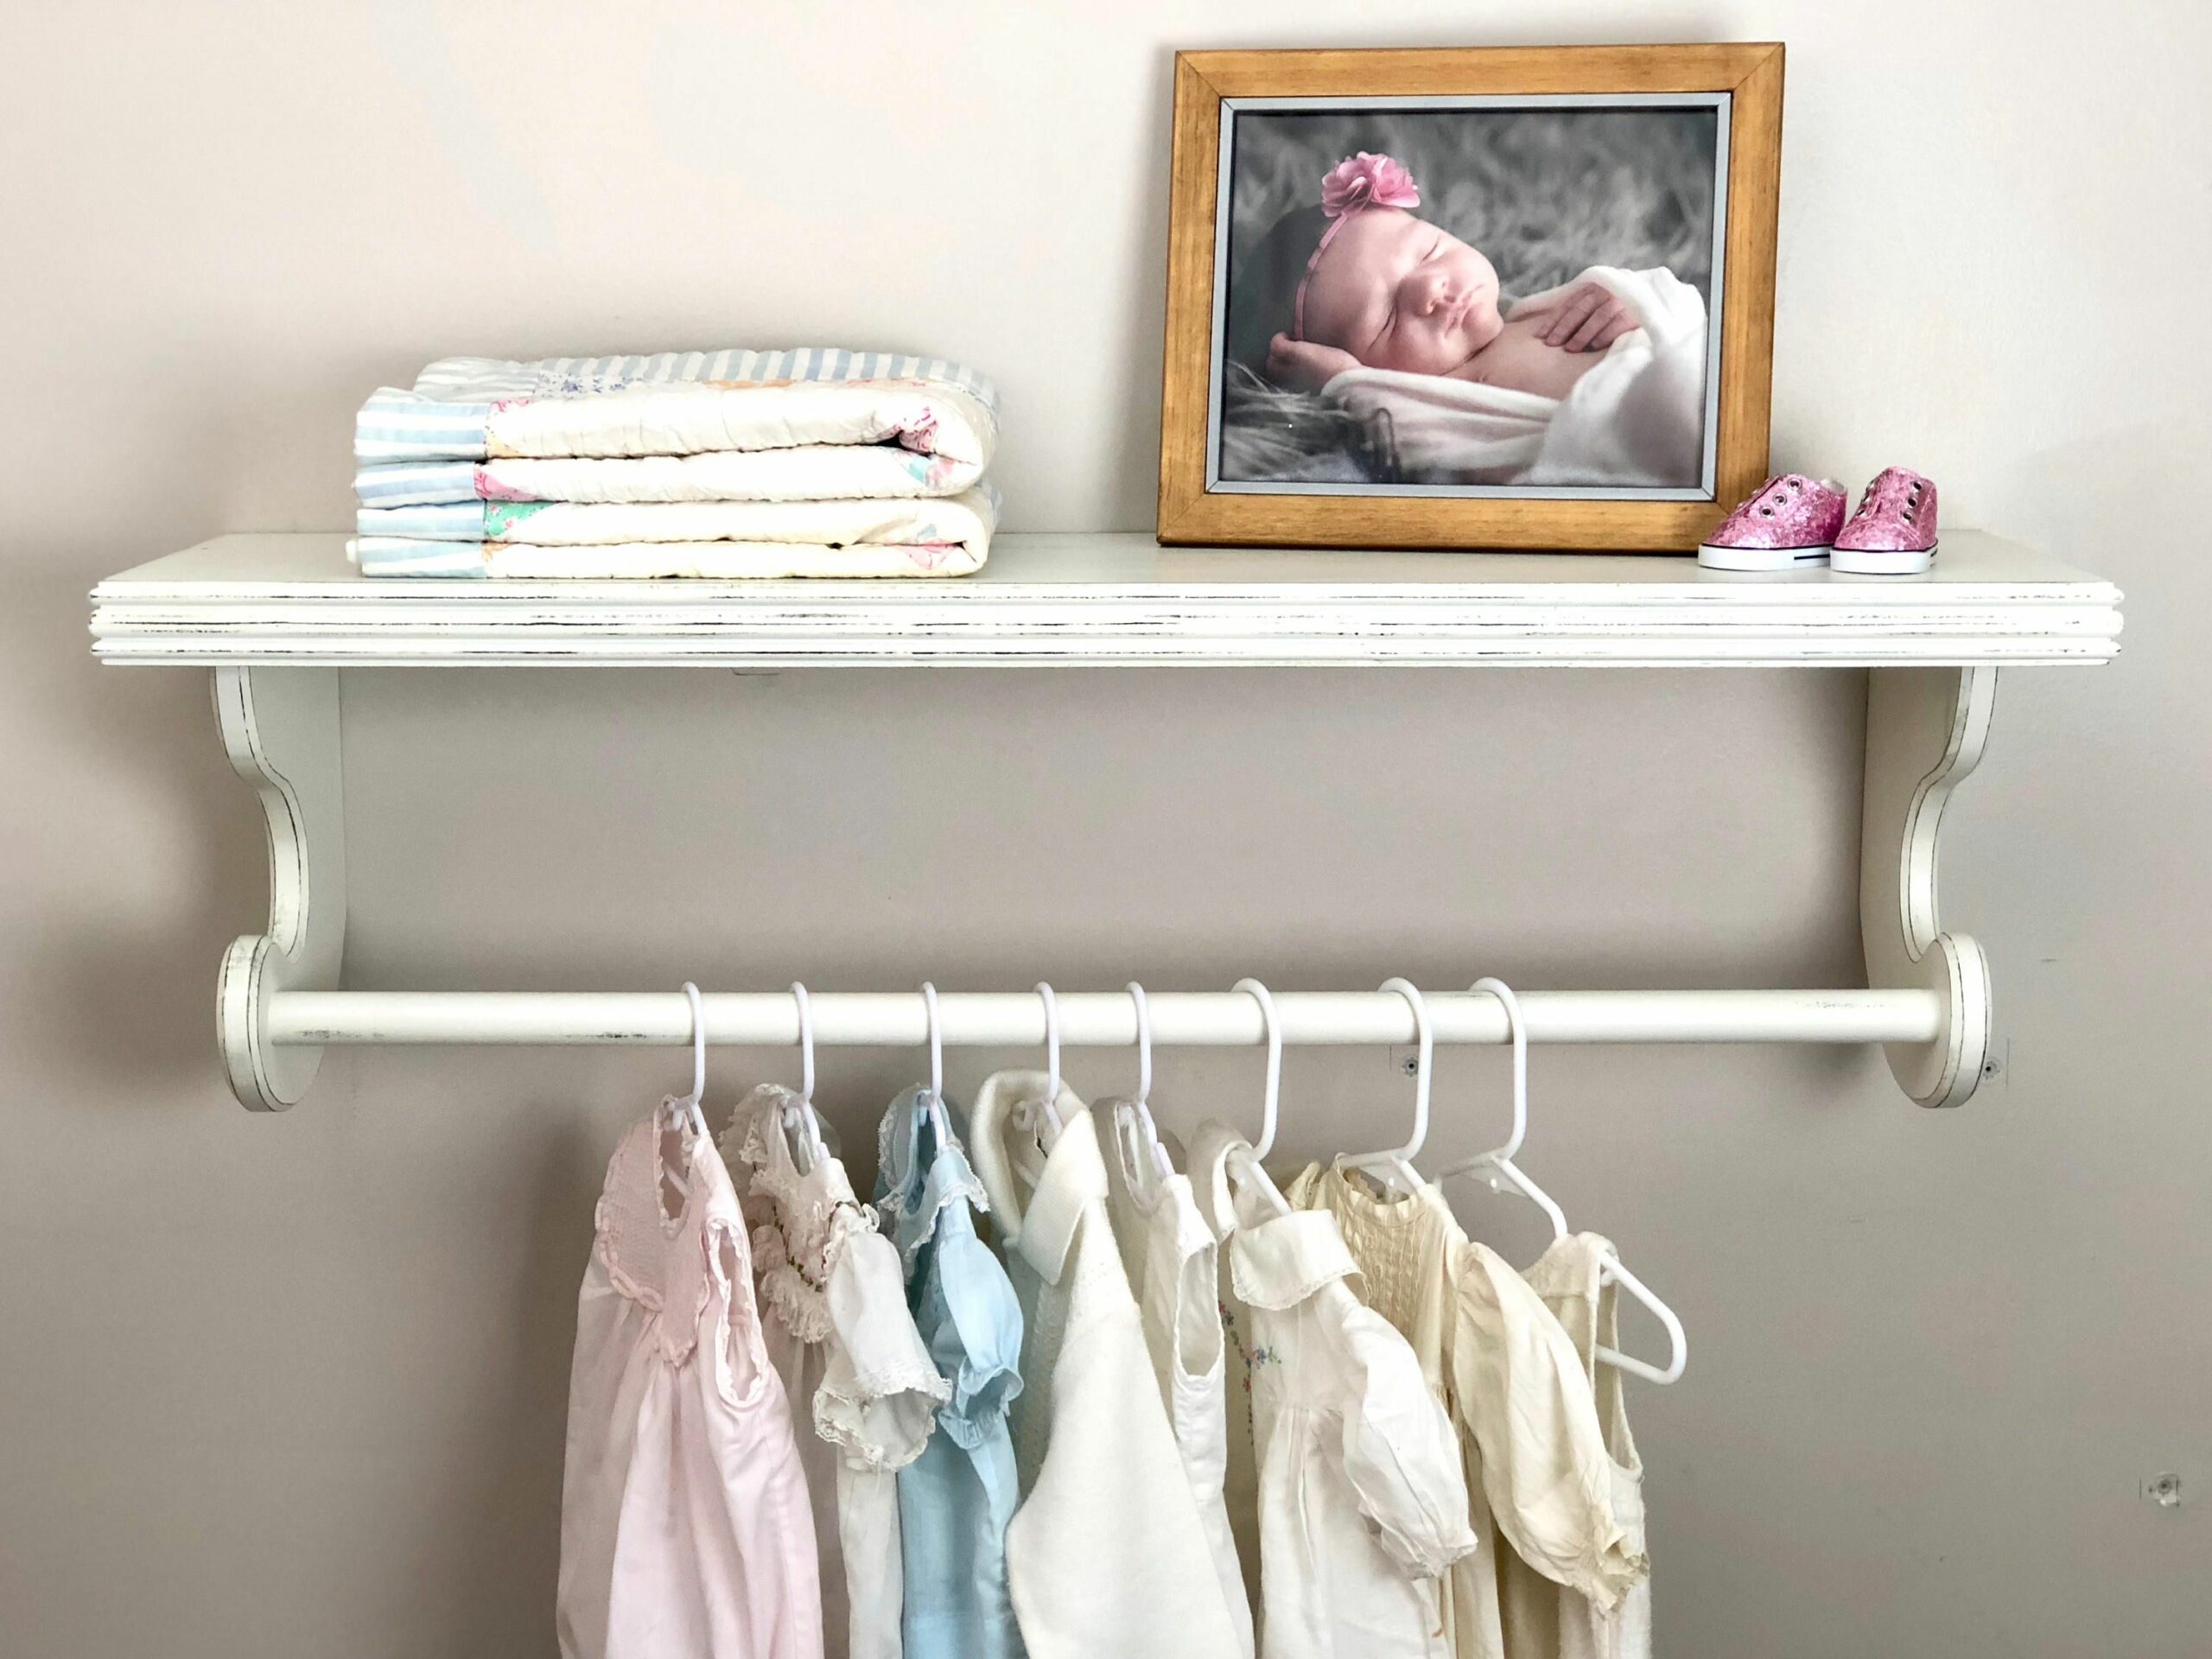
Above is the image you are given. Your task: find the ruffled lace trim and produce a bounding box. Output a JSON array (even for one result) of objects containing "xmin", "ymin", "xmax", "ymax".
[
  {"xmin": 937, "ymin": 1354, "xmax": 1022, "ymax": 1450},
  {"xmin": 724, "ymin": 1089, "xmax": 882, "ymax": 1344},
  {"xmin": 752, "ymin": 1226, "xmax": 836, "ymax": 1344},
  {"xmin": 877, "ymin": 1089, "xmax": 993, "ymax": 1272},
  {"xmin": 814, "ymin": 1357, "xmax": 955, "ymax": 1472},
  {"xmin": 591, "ymin": 1114, "xmax": 746, "ymax": 1365}
]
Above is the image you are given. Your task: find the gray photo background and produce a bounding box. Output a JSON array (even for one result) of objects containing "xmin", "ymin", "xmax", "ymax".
[{"xmin": 1220, "ymin": 105, "xmax": 1719, "ymax": 485}]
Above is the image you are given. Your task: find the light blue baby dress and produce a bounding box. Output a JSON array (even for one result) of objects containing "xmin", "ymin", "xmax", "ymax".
[{"xmin": 875, "ymin": 1088, "xmax": 1027, "ymax": 1659}]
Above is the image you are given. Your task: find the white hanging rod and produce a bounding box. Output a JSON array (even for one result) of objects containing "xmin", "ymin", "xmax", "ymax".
[{"xmin": 267, "ymin": 988, "xmax": 1942, "ymax": 1049}]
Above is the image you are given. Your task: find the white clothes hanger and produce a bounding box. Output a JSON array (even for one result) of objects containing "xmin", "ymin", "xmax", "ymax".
[
  {"xmin": 1334, "ymin": 977, "xmax": 1433, "ymax": 1196},
  {"xmin": 1234, "ymin": 977, "xmax": 1285, "ymax": 1160},
  {"xmin": 658, "ymin": 982, "xmax": 711, "ymax": 1198},
  {"xmin": 1227, "ymin": 977, "xmax": 1292, "ymax": 1218},
  {"xmin": 783, "ymin": 982, "xmax": 831, "ymax": 1172},
  {"xmin": 1433, "ymin": 977, "xmax": 1688, "ymax": 1385},
  {"xmin": 918, "ymin": 981, "xmax": 957, "ymax": 1147},
  {"xmin": 1016, "ymin": 982, "xmax": 1066, "ymax": 1149},
  {"xmin": 1111, "ymin": 982, "xmax": 1176, "ymax": 1186}
]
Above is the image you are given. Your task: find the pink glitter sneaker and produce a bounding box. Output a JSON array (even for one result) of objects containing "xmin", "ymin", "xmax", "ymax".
[
  {"xmin": 1830, "ymin": 467, "xmax": 1938, "ymax": 574},
  {"xmin": 1697, "ymin": 474, "xmax": 1847, "ymax": 571}
]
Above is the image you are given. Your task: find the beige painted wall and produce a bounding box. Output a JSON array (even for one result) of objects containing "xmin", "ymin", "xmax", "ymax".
[{"xmin": 3, "ymin": 3, "xmax": 2207, "ymax": 1655}]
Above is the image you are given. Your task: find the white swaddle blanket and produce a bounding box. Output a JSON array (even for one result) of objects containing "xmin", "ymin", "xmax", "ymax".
[
  {"xmin": 354, "ymin": 347, "xmax": 997, "ymax": 507},
  {"xmin": 349, "ymin": 485, "xmax": 998, "ymax": 579},
  {"xmin": 1322, "ymin": 266, "xmax": 1708, "ymax": 488}
]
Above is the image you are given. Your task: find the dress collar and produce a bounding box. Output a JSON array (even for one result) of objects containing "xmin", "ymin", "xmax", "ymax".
[
  {"xmin": 970, "ymin": 1069, "xmax": 1099, "ymax": 1284},
  {"xmin": 1230, "ymin": 1209, "xmax": 1361, "ymax": 1311}
]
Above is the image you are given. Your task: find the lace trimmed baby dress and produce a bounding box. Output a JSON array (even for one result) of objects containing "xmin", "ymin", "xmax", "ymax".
[
  {"xmin": 723, "ymin": 1086, "xmax": 950, "ymax": 1659},
  {"xmin": 557, "ymin": 1108, "xmax": 824, "ymax": 1659},
  {"xmin": 874, "ymin": 1087, "xmax": 1027, "ymax": 1659}
]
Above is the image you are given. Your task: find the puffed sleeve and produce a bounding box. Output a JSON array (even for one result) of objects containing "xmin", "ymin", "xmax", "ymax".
[
  {"xmin": 931, "ymin": 1230, "xmax": 1025, "ymax": 1447},
  {"xmin": 1450, "ymin": 1240, "xmax": 1648, "ymax": 1610},
  {"xmin": 1330, "ymin": 1288, "xmax": 1483, "ymax": 1579},
  {"xmin": 816, "ymin": 1220, "xmax": 950, "ymax": 1471}
]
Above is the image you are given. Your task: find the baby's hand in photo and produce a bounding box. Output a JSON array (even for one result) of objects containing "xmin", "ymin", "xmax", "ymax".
[
  {"xmin": 1539, "ymin": 283, "xmax": 1637, "ymax": 353},
  {"xmin": 1268, "ymin": 334, "xmax": 1362, "ymax": 391}
]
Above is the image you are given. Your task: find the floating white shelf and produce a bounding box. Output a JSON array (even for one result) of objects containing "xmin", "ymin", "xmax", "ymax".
[
  {"xmin": 90, "ymin": 531, "xmax": 2121, "ymax": 669},
  {"xmin": 87, "ymin": 531, "xmax": 2121, "ymax": 1115}
]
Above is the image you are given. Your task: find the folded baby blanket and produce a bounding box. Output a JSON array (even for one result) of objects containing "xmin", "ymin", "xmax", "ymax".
[
  {"xmin": 348, "ymin": 538, "xmax": 985, "ymax": 581},
  {"xmin": 355, "ymin": 347, "xmax": 996, "ymax": 506},
  {"xmin": 350, "ymin": 485, "xmax": 998, "ymax": 578}
]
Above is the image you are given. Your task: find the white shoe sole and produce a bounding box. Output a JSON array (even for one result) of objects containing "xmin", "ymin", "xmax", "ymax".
[
  {"xmin": 1829, "ymin": 542, "xmax": 1936, "ymax": 575},
  {"xmin": 1697, "ymin": 542, "xmax": 1831, "ymax": 572}
]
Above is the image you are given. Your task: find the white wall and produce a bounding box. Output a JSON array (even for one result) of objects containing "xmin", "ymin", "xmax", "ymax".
[{"xmin": 3, "ymin": 3, "xmax": 2208, "ymax": 1656}]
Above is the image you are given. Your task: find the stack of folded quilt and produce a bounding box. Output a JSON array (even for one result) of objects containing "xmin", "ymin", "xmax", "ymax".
[{"xmin": 347, "ymin": 347, "xmax": 999, "ymax": 579}]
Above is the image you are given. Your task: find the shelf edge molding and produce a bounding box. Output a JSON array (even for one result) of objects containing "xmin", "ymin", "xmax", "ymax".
[{"xmin": 92, "ymin": 532, "xmax": 2122, "ymax": 669}]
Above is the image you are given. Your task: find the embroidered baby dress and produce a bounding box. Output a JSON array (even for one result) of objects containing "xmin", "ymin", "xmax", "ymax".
[
  {"xmin": 874, "ymin": 1087, "xmax": 1027, "ymax": 1659},
  {"xmin": 557, "ymin": 1109, "xmax": 823, "ymax": 1659},
  {"xmin": 722, "ymin": 1086, "xmax": 950, "ymax": 1659},
  {"xmin": 1191, "ymin": 1122, "xmax": 1479, "ymax": 1659}
]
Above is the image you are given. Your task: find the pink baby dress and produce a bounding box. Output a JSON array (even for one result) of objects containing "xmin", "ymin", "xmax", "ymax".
[{"xmin": 557, "ymin": 1108, "xmax": 826, "ymax": 1659}]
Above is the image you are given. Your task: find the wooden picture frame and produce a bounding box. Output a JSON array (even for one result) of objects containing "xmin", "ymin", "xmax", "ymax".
[{"xmin": 1157, "ymin": 44, "xmax": 1784, "ymax": 550}]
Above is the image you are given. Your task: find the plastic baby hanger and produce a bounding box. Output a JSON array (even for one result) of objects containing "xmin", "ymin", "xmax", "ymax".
[
  {"xmin": 1335, "ymin": 977, "xmax": 1433, "ymax": 1196},
  {"xmin": 1016, "ymin": 982, "xmax": 1067, "ymax": 1149},
  {"xmin": 658, "ymin": 982, "xmax": 711, "ymax": 1198},
  {"xmin": 1433, "ymin": 977, "xmax": 1688, "ymax": 1384},
  {"xmin": 783, "ymin": 982, "xmax": 831, "ymax": 1172},
  {"xmin": 1235, "ymin": 977, "xmax": 1285, "ymax": 1161},
  {"xmin": 918, "ymin": 981, "xmax": 956, "ymax": 1147},
  {"xmin": 1227, "ymin": 977, "xmax": 1293, "ymax": 1218},
  {"xmin": 1110, "ymin": 982, "xmax": 1176, "ymax": 1186}
]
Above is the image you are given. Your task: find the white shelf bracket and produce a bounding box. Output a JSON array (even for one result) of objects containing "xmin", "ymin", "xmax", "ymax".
[
  {"xmin": 213, "ymin": 665, "xmax": 346, "ymax": 1110},
  {"xmin": 1860, "ymin": 665, "xmax": 1996, "ymax": 1108}
]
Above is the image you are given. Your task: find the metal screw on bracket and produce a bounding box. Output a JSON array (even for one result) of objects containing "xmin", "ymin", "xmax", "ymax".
[{"xmin": 2144, "ymin": 1472, "xmax": 2183, "ymax": 1508}]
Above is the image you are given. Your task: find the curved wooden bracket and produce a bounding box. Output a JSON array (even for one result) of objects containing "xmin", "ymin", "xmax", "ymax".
[
  {"xmin": 1860, "ymin": 666, "xmax": 1996, "ymax": 1108},
  {"xmin": 213, "ymin": 666, "xmax": 346, "ymax": 1110}
]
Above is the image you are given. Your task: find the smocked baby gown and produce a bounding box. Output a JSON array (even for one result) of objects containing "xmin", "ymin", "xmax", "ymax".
[{"xmin": 558, "ymin": 1108, "xmax": 824, "ymax": 1659}]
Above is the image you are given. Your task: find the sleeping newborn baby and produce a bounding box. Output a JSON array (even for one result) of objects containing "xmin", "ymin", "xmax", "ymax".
[{"xmin": 1228, "ymin": 152, "xmax": 1709, "ymax": 488}]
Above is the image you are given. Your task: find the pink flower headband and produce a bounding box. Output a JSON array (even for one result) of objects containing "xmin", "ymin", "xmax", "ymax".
[{"xmin": 1292, "ymin": 152, "xmax": 1421, "ymax": 341}]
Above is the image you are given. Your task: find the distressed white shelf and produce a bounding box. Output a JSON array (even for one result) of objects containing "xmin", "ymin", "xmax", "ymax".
[
  {"xmin": 90, "ymin": 531, "xmax": 2121, "ymax": 668},
  {"xmin": 88, "ymin": 530, "xmax": 2121, "ymax": 1116}
]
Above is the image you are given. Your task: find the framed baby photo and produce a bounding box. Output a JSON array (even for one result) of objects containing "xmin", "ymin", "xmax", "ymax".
[{"xmin": 1156, "ymin": 44, "xmax": 1784, "ymax": 550}]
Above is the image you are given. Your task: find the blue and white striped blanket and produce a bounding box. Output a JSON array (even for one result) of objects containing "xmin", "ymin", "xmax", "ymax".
[{"xmin": 354, "ymin": 347, "xmax": 998, "ymax": 510}]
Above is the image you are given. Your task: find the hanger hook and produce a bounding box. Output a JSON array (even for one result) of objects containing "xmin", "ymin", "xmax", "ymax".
[
  {"xmin": 682, "ymin": 982, "xmax": 707, "ymax": 1105},
  {"xmin": 921, "ymin": 981, "xmax": 944, "ymax": 1104},
  {"xmin": 790, "ymin": 982, "xmax": 816, "ymax": 1103},
  {"xmin": 1378, "ymin": 977, "xmax": 1433, "ymax": 1164},
  {"xmin": 1034, "ymin": 982, "xmax": 1062, "ymax": 1114},
  {"xmin": 1122, "ymin": 982, "xmax": 1172, "ymax": 1181},
  {"xmin": 1127, "ymin": 982, "xmax": 1153, "ymax": 1106},
  {"xmin": 670, "ymin": 982, "xmax": 708, "ymax": 1141},
  {"xmin": 1234, "ymin": 977, "xmax": 1282, "ymax": 1160},
  {"xmin": 1470, "ymin": 976, "xmax": 1528, "ymax": 1161}
]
